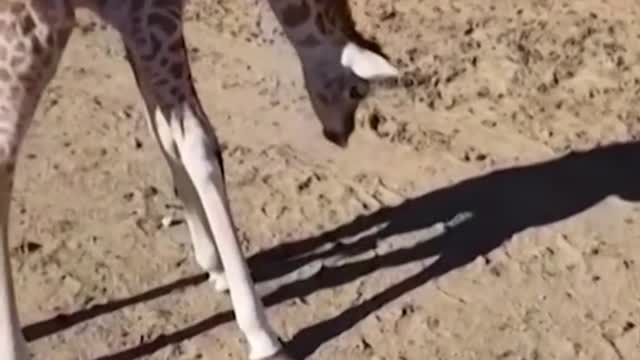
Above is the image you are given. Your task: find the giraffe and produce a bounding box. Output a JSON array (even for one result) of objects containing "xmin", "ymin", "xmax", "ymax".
[{"xmin": 0, "ymin": 1, "xmax": 398, "ymax": 359}]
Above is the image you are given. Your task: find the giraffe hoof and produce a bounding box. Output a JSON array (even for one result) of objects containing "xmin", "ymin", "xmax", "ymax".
[
  {"xmin": 259, "ymin": 349, "xmax": 297, "ymax": 360},
  {"xmin": 8, "ymin": 338, "xmax": 30, "ymax": 360},
  {"xmin": 208, "ymin": 271, "xmax": 229, "ymax": 293}
]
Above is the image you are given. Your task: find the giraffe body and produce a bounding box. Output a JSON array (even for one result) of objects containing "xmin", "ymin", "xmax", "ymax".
[{"xmin": 0, "ymin": 1, "xmax": 398, "ymax": 359}]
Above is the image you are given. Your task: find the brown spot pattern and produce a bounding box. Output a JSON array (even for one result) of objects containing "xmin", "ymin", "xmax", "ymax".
[
  {"xmin": 314, "ymin": 13, "xmax": 327, "ymax": 35},
  {"xmin": 18, "ymin": 14, "xmax": 35, "ymax": 34},
  {"xmin": 0, "ymin": 68, "xmax": 11, "ymax": 82},
  {"xmin": 282, "ymin": 0, "xmax": 311, "ymax": 28},
  {"xmin": 300, "ymin": 33, "xmax": 321, "ymax": 47},
  {"xmin": 0, "ymin": 45, "xmax": 7, "ymax": 61},
  {"xmin": 169, "ymin": 62, "xmax": 183, "ymax": 79},
  {"xmin": 9, "ymin": 55, "xmax": 24, "ymax": 68},
  {"xmin": 147, "ymin": 12, "xmax": 177, "ymax": 35},
  {"xmin": 9, "ymin": 2, "xmax": 26, "ymax": 15}
]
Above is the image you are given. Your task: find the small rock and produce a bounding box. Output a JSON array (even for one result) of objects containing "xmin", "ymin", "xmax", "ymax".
[
  {"xmin": 160, "ymin": 214, "xmax": 184, "ymax": 228},
  {"xmin": 22, "ymin": 241, "xmax": 42, "ymax": 254}
]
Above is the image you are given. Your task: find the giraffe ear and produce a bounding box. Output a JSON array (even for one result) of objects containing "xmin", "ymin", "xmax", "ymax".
[{"xmin": 340, "ymin": 42, "xmax": 399, "ymax": 79}]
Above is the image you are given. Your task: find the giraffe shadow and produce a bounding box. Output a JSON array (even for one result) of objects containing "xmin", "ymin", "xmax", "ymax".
[
  {"xmin": 23, "ymin": 140, "xmax": 640, "ymax": 359},
  {"xmin": 22, "ymin": 274, "xmax": 209, "ymax": 342},
  {"xmin": 252, "ymin": 140, "xmax": 640, "ymax": 357}
]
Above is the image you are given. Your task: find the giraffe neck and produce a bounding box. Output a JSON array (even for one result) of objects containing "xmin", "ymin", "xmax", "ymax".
[{"xmin": 267, "ymin": 0, "xmax": 355, "ymax": 57}]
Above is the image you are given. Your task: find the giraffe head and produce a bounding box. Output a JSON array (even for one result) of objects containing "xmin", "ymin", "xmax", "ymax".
[
  {"xmin": 301, "ymin": 42, "xmax": 398, "ymax": 147},
  {"xmin": 266, "ymin": 0, "xmax": 399, "ymax": 147}
]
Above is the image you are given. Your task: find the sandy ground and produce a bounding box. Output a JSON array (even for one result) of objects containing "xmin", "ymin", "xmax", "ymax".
[{"xmin": 10, "ymin": 0, "xmax": 640, "ymax": 359}]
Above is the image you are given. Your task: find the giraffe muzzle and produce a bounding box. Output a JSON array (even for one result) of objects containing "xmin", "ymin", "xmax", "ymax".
[{"xmin": 323, "ymin": 129, "xmax": 350, "ymax": 148}]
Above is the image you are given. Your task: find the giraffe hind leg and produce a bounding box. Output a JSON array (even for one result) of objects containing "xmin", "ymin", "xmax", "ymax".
[{"xmin": 0, "ymin": 3, "xmax": 73, "ymax": 360}]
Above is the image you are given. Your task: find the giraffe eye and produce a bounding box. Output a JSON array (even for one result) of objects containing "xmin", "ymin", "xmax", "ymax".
[{"xmin": 348, "ymin": 82, "xmax": 369, "ymax": 100}]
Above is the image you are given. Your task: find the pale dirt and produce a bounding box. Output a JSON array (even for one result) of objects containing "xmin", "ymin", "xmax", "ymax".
[{"xmin": 11, "ymin": 0, "xmax": 640, "ymax": 359}]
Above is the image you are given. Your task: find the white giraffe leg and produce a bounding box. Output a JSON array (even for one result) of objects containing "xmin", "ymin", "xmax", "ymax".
[
  {"xmin": 99, "ymin": 2, "xmax": 283, "ymax": 357},
  {"xmin": 133, "ymin": 70, "xmax": 228, "ymax": 292},
  {"xmin": 168, "ymin": 158, "xmax": 229, "ymax": 292},
  {"xmin": 141, "ymin": 112, "xmax": 229, "ymax": 292},
  {"xmin": 92, "ymin": 0, "xmax": 227, "ymax": 292},
  {"xmin": 168, "ymin": 108, "xmax": 281, "ymax": 359},
  {"xmin": 133, "ymin": 87, "xmax": 282, "ymax": 360}
]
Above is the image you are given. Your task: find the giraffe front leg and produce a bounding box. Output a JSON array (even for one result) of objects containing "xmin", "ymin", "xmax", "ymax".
[
  {"xmin": 122, "ymin": 55, "xmax": 229, "ymax": 292},
  {"xmin": 168, "ymin": 160, "xmax": 229, "ymax": 292},
  {"xmin": 172, "ymin": 110, "xmax": 290, "ymax": 360},
  {"xmin": 144, "ymin": 102, "xmax": 284, "ymax": 360},
  {"xmin": 154, "ymin": 108, "xmax": 288, "ymax": 359},
  {"xmin": 109, "ymin": 9, "xmax": 229, "ymax": 292},
  {"xmin": 98, "ymin": 1, "xmax": 292, "ymax": 358}
]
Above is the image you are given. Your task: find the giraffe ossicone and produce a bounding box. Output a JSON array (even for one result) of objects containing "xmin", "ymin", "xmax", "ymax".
[{"xmin": 341, "ymin": 42, "xmax": 399, "ymax": 79}]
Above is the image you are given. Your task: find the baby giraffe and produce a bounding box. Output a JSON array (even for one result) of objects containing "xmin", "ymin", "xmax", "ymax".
[{"xmin": 0, "ymin": 0, "xmax": 398, "ymax": 359}]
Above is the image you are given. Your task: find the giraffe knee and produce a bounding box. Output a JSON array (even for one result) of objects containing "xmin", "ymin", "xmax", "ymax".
[{"xmin": 194, "ymin": 244, "xmax": 221, "ymax": 273}]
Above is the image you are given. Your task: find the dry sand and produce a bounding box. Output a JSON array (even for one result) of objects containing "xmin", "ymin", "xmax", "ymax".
[{"xmin": 12, "ymin": 0, "xmax": 640, "ymax": 359}]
